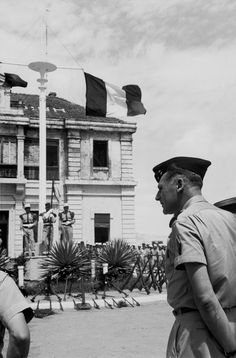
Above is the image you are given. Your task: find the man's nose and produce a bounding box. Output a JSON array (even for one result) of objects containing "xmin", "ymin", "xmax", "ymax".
[{"xmin": 155, "ymin": 191, "xmax": 160, "ymax": 201}]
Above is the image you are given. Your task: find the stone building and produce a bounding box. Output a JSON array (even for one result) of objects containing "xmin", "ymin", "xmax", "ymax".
[{"xmin": 0, "ymin": 86, "xmax": 137, "ymax": 257}]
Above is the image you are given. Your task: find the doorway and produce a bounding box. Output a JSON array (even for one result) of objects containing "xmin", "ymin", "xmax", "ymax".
[
  {"xmin": 94, "ymin": 213, "xmax": 110, "ymax": 244},
  {"xmin": 0, "ymin": 211, "xmax": 8, "ymax": 252}
]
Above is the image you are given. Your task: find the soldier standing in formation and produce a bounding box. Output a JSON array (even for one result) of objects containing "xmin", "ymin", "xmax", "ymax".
[
  {"xmin": 19, "ymin": 203, "xmax": 37, "ymax": 257},
  {"xmin": 59, "ymin": 203, "xmax": 75, "ymax": 242},
  {"xmin": 39, "ymin": 202, "xmax": 57, "ymax": 254}
]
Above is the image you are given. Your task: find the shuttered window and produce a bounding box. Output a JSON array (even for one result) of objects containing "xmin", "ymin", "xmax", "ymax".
[
  {"xmin": 0, "ymin": 137, "xmax": 17, "ymax": 164},
  {"xmin": 24, "ymin": 139, "xmax": 39, "ymax": 165}
]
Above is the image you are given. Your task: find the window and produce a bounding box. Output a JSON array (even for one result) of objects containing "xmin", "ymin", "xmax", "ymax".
[
  {"xmin": 24, "ymin": 139, "xmax": 39, "ymax": 180},
  {"xmin": 47, "ymin": 141, "xmax": 59, "ymax": 180},
  {"xmin": 0, "ymin": 137, "xmax": 17, "ymax": 178},
  {"xmin": 0, "ymin": 211, "xmax": 9, "ymax": 252},
  {"xmin": 93, "ymin": 140, "xmax": 108, "ymax": 167},
  {"xmin": 24, "ymin": 139, "xmax": 59, "ymax": 180},
  {"xmin": 24, "ymin": 139, "xmax": 39, "ymax": 165},
  {"xmin": 0, "ymin": 137, "xmax": 17, "ymax": 164},
  {"xmin": 94, "ymin": 213, "xmax": 110, "ymax": 243}
]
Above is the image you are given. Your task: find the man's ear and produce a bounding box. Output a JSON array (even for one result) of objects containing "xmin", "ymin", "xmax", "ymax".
[{"xmin": 176, "ymin": 178, "xmax": 184, "ymax": 192}]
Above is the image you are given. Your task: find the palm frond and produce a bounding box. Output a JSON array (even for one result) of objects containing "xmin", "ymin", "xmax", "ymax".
[
  {"xmin": 97, "ymin": 239, "xmax": 136, "ymax": 276},
  {"xmin": 0, "ymin": 249, "xmax": 10, "ymax": 269},
  {"xmin": 40, "ymin": 241, "xmax": 90, "ymax": 279}
]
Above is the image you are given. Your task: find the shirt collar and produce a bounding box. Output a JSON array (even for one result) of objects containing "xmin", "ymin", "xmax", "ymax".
[
  {"xmin": 169, "ymin": 195, "xmax": 206, "ymax": 227},
  {"xmin": 182, "ymin": 194, "xmax": 206, "ymax": 211}
]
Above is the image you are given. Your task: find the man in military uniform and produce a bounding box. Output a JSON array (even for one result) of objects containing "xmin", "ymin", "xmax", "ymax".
[
  {"xmin": 39, "ymin": 202, "xmax": 57, "ymax": 254},
  {"xmin": 153, "ymin": 156, "xmax": 236, "ymax": 358},
  {"xmin": 59, "ymin": 203, "xmax": 75, "ymax": 242},
  {"xmin": 20, "ymin": 203, "xmax": 37, "ymax": 257}
]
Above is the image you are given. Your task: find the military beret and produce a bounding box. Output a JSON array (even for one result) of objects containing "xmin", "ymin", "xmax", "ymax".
[
  {"xmin": 152, "ymin": 156, "xmax": 211, "ymax": 182},
  {"xmin": 214, "ymin": 197, "xmax": 236, "ymax": 213}
]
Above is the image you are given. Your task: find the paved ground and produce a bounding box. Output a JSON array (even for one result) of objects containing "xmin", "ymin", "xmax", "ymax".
[{"xmin": 3, "ymin": 293, "xmax": 174, "ymax": 358}]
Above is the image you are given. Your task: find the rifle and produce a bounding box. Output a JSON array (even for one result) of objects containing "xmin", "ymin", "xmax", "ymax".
[
  {"xmin": 129, "ymin": 257, "xmax": 150, "ymax": 294},
  {"xmin": 151, "ymin": 258, "xmax": 166, "ymax": 293},
  {"xmin": 110, "ymin": 280, "xmax": 129, "ymax": 297},
  {"xmin": 146, "ymin": 256, "xmax": 158, "ymax": 290},
  {"xmin": 120, "ymin": 257, "xmax": 139, "ymax": 291},
  {"xmin": 92, "ymin": 298, "xmax": 100, "ymax": 309},
  {"xmin": 103, "ymin": 298, "xmax": 113, "ymax": 309}
]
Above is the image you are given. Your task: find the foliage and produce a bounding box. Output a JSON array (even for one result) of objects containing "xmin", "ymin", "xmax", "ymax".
[
  {"xmin": 97, "ymin": 239, "xmax": 136, "ymax": 280},
  {"xmin": 6, "ymin": 253, "xmax": 28, "ymax": 280},
  {"xmin": 40, "ymin": 241, "xmax": 91, "ymax": 281},
  {"xmin": 0, "ymin": 249, "xmax": 10, "ymax": 271},
  {"xmin": 14, "ymin": 253, "xmax": 27, "ymax": 267}
]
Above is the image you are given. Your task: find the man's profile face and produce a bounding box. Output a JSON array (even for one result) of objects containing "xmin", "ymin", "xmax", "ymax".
[{"xmin": 155, "ymin": 173, "xmax": 179, "ymax": 215}]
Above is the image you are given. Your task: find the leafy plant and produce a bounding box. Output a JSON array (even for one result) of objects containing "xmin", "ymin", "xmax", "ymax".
[
  {"xmin": 0, "ymin": 249, "xmax": 10, "ymax": 270},
  {"xmin": 97, "ymin": 239, "xmax": 136, "ymax": 280},
  {"xmin": 40, "ymin": 241, "xmax": 90, "ymax": 280},
  {"xmin": 39, "ymin": 241, "xmax": 91, "ymax": 300}
]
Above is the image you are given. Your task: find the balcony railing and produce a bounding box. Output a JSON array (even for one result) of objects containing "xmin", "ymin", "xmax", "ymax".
[
  {"xmin": 24, "ymin": 166, "xmax": 59, "ymax": 180},
  {"xmin": 0, "ymin": 164, "xmax": 59, "ymax": 180},
  {"xmin": 0, "ymin": 164, "xmax": 17, "ymax": 178}
]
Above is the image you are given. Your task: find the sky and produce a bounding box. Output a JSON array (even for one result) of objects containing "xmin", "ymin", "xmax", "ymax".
[{"xmin": 1, "ymin": 0, "xmax": 236, "ymax": 240}]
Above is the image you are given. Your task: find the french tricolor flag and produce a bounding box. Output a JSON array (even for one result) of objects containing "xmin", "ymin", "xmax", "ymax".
[{"xmin": 84, "ymin": 72, "xmax": 146, "ymax": 118}]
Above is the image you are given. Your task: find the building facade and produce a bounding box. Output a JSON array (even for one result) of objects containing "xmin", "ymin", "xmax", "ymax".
[{"xmin": 0, "ymin": 86, "xmax": 137, "ymax": 257}]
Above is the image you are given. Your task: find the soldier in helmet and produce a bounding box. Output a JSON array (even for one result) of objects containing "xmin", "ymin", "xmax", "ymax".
[
  {"xmin": 20, "ymin": 203, "xmax": 37, "ymax": 257},
  {"xmin": 59, "ymin": 203, "xmax": 75, "ymax": 242},
  {"xmin": 39, "ymin": 202, "xmax": 57, "ymax": 254}
]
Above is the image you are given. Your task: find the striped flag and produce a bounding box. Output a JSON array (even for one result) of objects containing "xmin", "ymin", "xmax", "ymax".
[
  {"xmin": 0, "ymin": 73, "xmax": 27, "ymax": 88},
  {"xmin": 84, "ymin": 72, "xmax": 146, "ymax": 118},
  {"xmin": 0, "ymin": 74, "xmax": 5, "ymax": 86}
]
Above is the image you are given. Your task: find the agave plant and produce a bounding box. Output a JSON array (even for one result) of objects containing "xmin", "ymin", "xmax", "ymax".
[
  {"xmin": 97, "ymin": 239, "xmax": 136, "ymax": 280},
  {"xmin": 40, "ymin": 241, "xmax": 90, "ymax": 280},
  {"xmin": 40, "ymin": 241, "xmax": 91, "ymax": 300},
  {"xmin": 0, "ymin": 249, "xmax": 10, "ymax": 271}
]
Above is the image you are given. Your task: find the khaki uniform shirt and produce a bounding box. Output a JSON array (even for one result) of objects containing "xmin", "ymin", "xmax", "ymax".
[
  {"xmin": 59, "ymin": 211, "xmax": 74, "ymax": 224},
  {"xmin": 166, "ymin": 195, "xmax": 236, "ymax": 311},
  {"xmin": 20, "ymin": 212, "xmax": 36, "ymax": 226}
]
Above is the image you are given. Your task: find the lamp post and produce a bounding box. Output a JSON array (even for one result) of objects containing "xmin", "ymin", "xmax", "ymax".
[{"xmin": 28, "ymin": 61, "xmax": 57, "ymax": 213}]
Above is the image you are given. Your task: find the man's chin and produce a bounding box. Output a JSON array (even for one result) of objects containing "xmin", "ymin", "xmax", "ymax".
[
  {"xmin": 162, "ymin": 207, "xmax": 168, "ymax": 214},
  {"xmin": 162, "ymin": 207, "xmax": 171, "ymax": 215}
]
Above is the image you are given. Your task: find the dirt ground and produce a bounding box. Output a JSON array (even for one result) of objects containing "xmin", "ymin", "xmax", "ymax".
[{"xmin": 4, "ymin": 300, "xmax": 174, "ymax": 358}]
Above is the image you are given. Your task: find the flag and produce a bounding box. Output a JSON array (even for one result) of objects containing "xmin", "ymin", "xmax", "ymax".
[
  {"xmin": 1, "ymin": 73, "xmax": 28, "ymax": 88},
  {"xmin": 0, "ymin": 74, "xmax": 5, "ymax": 86},
  {"xmin": 51, "ymin": 179, "xmax": 62, "ymax": 204},
  {"xmin": 84, "ymin": 72, "xmax": 146, "ymax": 117}
]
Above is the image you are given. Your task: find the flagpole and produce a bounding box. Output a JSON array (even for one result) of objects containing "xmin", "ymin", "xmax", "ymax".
[{"xmin": 28, "ymin": 61, "xmax": 56, "ymax": 213}]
